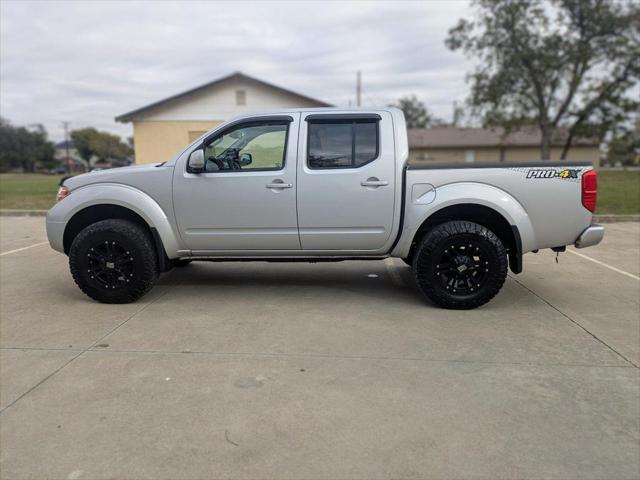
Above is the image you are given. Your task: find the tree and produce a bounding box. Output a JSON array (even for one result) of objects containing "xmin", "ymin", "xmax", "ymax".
[
  {"xmin": 70, "ymin": 128, "xmax": 132, "ymax": 164},
  {"xmin": 608, "ymin": 120, "xmax": 639, "ymax": 166},
  {"xmin": 70, "ymin": 127, "xmax": 100, "ymax": 163},
  {"xmin": 92, "ymin": 131, "xmax": 132, "ymax": 162},
  {"xmin": 27, "ymin": 124, "xmax": 56, "ymax": 170},
  {"xmin": 0, "ymin": 118, "xmax": 55, "ymax": 172},
  {"xmin": 392, "ymin": 95, "xmax": 443, "ymax": 128},
  {"xmin": 446, "ymin": 0, "xmax": 640, "ymax": 159}
]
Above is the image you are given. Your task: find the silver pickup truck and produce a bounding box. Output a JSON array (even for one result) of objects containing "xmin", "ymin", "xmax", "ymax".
[{"xmin": 47, "ymin": 108, "xmax": 603, "ymax": 309}]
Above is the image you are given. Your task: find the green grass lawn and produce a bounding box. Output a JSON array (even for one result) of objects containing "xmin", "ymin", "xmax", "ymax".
[
  {"xmin": 0, "ymin": 174, "xmax": 65, "ymax": 210},
  {"xmin": 596, "ymin": 170, "xmax": 640, "ymax": 215},
  {"xmin": 0, "ymin": 170, "xmax": 638, "ymax": 213}
]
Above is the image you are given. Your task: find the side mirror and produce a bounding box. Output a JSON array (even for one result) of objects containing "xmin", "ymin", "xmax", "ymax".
[
  {"xmin": 187, "ymin": 149, "xmax": 205, "ymax": 173},
  {"xmin": 239, "ymin": 152, "xmax": 253, "ymax": 166}
]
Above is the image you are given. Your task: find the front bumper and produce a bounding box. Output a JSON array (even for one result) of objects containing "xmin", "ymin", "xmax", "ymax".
[
  {"xmin": 574, "ymin": 224, "xmax": 605, "ymax": 249},
  {"xmin": 45, "ymin": 205, "xmax": 67, "ymax": 254}
]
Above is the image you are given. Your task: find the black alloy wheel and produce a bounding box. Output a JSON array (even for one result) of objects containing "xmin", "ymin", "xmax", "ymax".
[
  {"xmin": 433, "ymin": 239, "xmax": 490, "ymax": 294},
  {"xmin": 69, "ymin": 219, "xmax": 158, "ymax": 303},
  {"xmin": 413, "ymin": 221, "xmax": 508, "ymax": 309},
  {"xmin": 85, "ymin": 240, "xmax": 136, "ymax": 290}
]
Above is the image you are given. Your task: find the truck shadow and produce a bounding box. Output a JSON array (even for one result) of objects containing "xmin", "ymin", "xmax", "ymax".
[{"xmin": 159, "ymin": 261, "xmax": 427, "ymax": 307}]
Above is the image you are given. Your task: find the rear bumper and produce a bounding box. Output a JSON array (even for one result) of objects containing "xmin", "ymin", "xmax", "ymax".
[{"xmin": 574, "ymin": 224, "xmax": 605, "ymax": 249}]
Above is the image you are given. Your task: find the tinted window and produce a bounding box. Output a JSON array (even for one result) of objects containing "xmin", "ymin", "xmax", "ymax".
[
  {"xmin": 203, "ymin": 122, "xmax": 288, "ymax": 172},
  {"xmin": 308, "ymin": 119, "xmax": 378, "ymax": 169},
  {"xmin": 354, "ymin": 122, "xmax": 377, "ymax": 166},
  {"xmin": 308, "ymin": 122, "xmax": 352, "ymax": 168}
]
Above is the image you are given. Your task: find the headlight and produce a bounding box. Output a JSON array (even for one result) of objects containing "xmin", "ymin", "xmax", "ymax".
[{"xmin": 56, "ymin": 186, "xmax": 71, "ymax": 202}]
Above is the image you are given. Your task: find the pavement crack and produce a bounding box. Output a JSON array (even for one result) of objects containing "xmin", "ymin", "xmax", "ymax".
[
  {"xmin": 70, "ymin": 347, "xmax": 636, "ymax": 369},
  {"xmin": 508, "ymin": 274, "xmax": 639, "ymax": 369},
  {"xmin": 0, "ymin": 349, "xmax": 85, "ymax": 415},
  {"xmin": 0, "ymin": 286, "xmax": 172, "ymax": 415}
]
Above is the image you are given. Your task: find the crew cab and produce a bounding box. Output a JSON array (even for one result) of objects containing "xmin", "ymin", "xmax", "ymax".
[{"xmin": 46, "ymin": 108, "xmax": 604, "ymax": 309}]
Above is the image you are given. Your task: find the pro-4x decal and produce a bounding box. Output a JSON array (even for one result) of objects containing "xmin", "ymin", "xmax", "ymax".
[{"xmin": 526, "ymin": 168, "xmax": 581, "ymax": 179}]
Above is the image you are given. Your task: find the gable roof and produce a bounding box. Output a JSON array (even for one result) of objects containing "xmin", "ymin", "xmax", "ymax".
[
  {"xmin": 408, "ymin": 127, "xmax": 599, "ymax": 149},
  {"xmin": 115, "ymin": 71, "xmax": 332, "ymax": 122}
]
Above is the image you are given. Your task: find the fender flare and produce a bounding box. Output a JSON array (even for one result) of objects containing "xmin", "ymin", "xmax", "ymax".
[
  {"xmin": 393, "ymin": 182, "xmax": 536, "ymax": 258},
  {"xmin": 48, "ymin": 183, "xmax": 181, "ymax": 258}
]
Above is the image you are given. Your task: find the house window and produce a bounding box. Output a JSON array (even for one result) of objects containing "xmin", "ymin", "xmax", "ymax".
[
  {"xmin": 465, "ymin": 149, "xmax": 476, "ymax": 163},
  {"xmin": 307, "ymin": 119, "xmax": 379, "ymax": 169},
  {"xmin": 235, "ymin": 89, "xmax": 246, "ymax": 106}
]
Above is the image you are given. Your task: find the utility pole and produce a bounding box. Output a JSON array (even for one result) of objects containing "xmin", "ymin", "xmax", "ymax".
[
  {"xmin": 452, "ymin": 101, "xmax": 459, "ymax": 127},
  {"xmin": 356, "ymin": 71, "xmax": 362, "ymax": 107},
  {"xmin": 62, "ymin": 121, "xmax": 71, "ymax": 174}
]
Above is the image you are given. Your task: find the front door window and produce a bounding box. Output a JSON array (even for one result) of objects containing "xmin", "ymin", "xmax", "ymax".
[{"xmin": 204, "ymin": 122, "xmax": 288, "ymax": 172}]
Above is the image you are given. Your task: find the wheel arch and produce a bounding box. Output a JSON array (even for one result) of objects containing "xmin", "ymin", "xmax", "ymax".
[
  {"xmin": 406, "ymin": 203, "xmax": 524, "ymax": 274},
  {"xmin": 51, "ymin": 183, "xmax": 181, "ymax": 267},
  {"xmin": 63, "ymin": 204, "xmax": 172, "ymax": 272}
]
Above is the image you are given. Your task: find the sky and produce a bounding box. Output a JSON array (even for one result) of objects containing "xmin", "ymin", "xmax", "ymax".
[{"xmin": 0, "ymin": 0, "xmax": 474, "ymax": 142}]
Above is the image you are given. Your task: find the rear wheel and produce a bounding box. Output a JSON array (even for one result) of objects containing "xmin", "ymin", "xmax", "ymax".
[
  {"xmin": 413, "ymin": 221, "xmax": 507, "ymax": 309},
  {"xmin": 69, "ymin": 219, "xmax": 158, "ymax": 303}
]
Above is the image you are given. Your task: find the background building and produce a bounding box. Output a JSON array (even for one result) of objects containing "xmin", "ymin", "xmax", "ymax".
[
  {"xmin": 116, "ymin": 72, "xmax": 331, "ymax": 164},
  {"xmin": 54, "ymin": 140, "xmax": 87, "ymax": 172},
  {"xmin": 408, "ymin": 127, "xmax": 601, "ymax": 165},
  {"xmin": 54, "ymin": 140, "xmax": 133, "ymax": 172}
]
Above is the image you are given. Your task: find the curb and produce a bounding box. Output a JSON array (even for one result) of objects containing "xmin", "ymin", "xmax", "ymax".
[
  {"xmin": 0, "ymin": 210, "xmax": 48, "ymax": 217},
  {"xmin": 593, "ymin": 215, "xmax": 640, "ymax": 223}
]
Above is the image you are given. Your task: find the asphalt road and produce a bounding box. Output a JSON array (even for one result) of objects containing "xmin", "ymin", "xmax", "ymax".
[{"xmin": 1, "ymin": 217, "xmax": 638, "ymax": 480}]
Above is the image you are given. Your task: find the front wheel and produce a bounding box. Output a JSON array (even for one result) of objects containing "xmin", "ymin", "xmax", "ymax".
[
  {"xmin": 413, "ymin": 221, "xmax": 507, "ymax": 309},
  {"xmin": 69, "ymin": 219, "xmax": 159, "ymax": 304}
]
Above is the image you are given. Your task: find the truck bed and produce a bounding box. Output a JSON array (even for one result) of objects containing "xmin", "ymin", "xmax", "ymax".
[{"xmin": 402, "ymin": 161, "xmax": 594, "ymax": 254}]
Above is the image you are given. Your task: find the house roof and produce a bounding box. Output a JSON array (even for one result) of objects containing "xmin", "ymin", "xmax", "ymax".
[
  {"xmin": 115, "ymin": 71, "xmax": 332, "ymax": 122},
  {"xmin": 408, "ymin": 127, "xmax": 599, "ymax": 149}
]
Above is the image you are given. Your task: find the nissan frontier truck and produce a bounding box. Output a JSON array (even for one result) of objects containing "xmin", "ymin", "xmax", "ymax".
[{"xmin": 46, "ymin": 108, "xmax": 603, "ymax": 309}]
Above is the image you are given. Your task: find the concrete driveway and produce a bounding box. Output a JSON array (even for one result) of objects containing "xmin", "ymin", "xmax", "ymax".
[{"xmin": 1, "ymin": 217, "xmax": 638, "ymax": 480}]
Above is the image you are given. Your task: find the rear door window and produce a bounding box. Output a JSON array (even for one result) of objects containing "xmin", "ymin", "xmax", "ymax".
[{"xmin": 307, "ymin": 119, "xmax": 379, "ymax": 169}]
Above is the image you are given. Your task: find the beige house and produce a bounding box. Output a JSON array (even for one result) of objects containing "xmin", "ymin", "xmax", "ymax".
[
  {"xmin": 408, "ymin": 127, "xmax": 601, "ymax": 165},
  {"xmin": 116, "ymin": 72, "xmax": 331, "ymax": 164}
]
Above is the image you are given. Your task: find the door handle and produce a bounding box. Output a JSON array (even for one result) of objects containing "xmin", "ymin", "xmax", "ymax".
[
  {"xmin": 360, "ymin": 179, "xmax": 389, "ymax": 187},
  {"xmin": 266, "ymin": 182, "xmax": 293, "ymax": 189}
]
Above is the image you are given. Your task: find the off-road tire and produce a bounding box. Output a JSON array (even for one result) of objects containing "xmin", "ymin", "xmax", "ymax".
[
  {"xmin": 413, "ymin": 221, "xmax": 507, "ymax": 309},
  {"xmin": 69, "ymin": 219, "xmax": 158, "ymax": 303}
]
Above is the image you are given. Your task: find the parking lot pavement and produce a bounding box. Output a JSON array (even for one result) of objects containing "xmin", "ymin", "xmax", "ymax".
[
  {"xmin": 0, "ymin": 216, "xmax": 48, "ymax": 253},
  {"xmin": 1, "ymin": 217, "xmax": 638, "ymax": 479}
]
